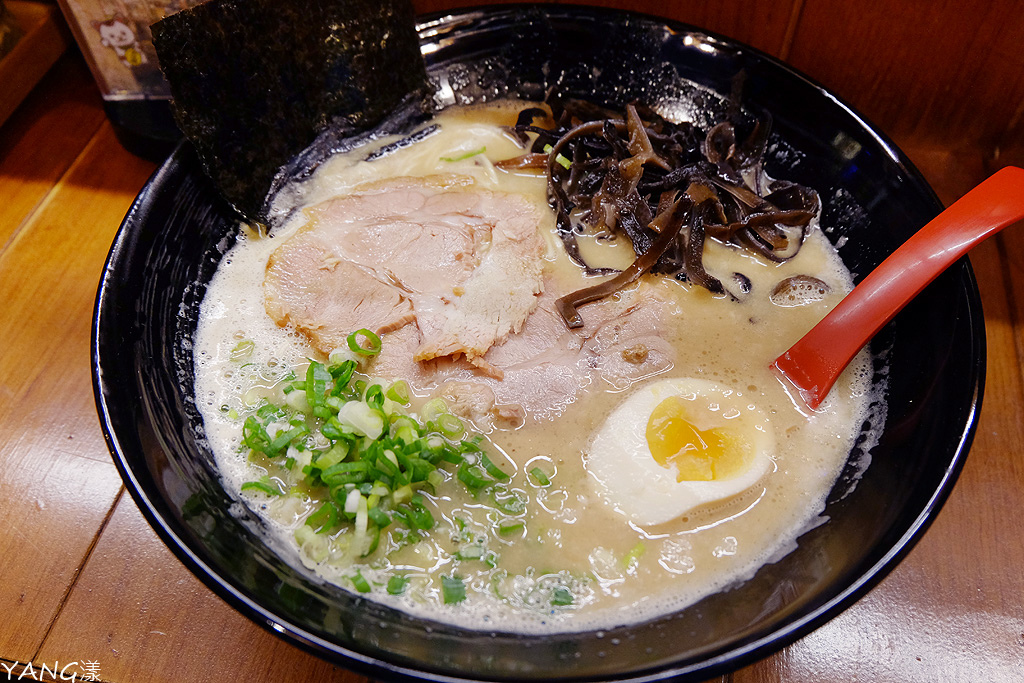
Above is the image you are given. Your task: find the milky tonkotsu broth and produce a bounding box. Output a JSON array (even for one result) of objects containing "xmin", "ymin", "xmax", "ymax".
[{"xmin": 193, "ymin": 102, "xmax": 880, "ymax": 632}]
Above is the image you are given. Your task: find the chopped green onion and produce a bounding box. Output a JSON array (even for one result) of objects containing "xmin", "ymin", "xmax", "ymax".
[
  {"xmin": 392, "ymin": 483, "xmax": 414, "ymax": 505},
  {"xmin": 351, "ymin": 571, "xmax": 372, "ymax": 593},
  {"xmin": 284, "ymin": 388, "xmax": 310, "ymax": 412},
  {"xmin": 436, "ymin": 413, "xmax": 464, "ymax": 438},
  {"xmin": 368, "ymin": 506, "xmax": 391, "ymax": 528},
  {"xmin": 441, "ymin": 575, "xmax": 466, "ymax": 604},
  {"xmin": 481, "ymin": 453, "xmax": 511, "ymax": 481},
  {"xmin": 344, "ymin": 488, "xmax": 363, "ymax": 514},
  {"xmin": 404, "ymin": 495, "xmax": 435, "ymax": 530},
  {"xmin": 241, "ymin": 416, "xmax": 272, "ymax": 454},
  {"xmin": 457, "ymin": 463, "xmax": 489, "ymax": 490},
  {"xmin": 529, "ymin": 466, "xmax": 552, "ymax": 486},
  {"xmin": 498, "ymin": 520, "xmax": 524, "ymax": 536},
  {"xmin": 233, "ymin": 331, "xmax": 551, "ymax": 600},
  {"xmin": 268, "ymin": 424, "xmax": 309, "ymax": 455},
  {"xmin": 438, "ymin": 444, "xmax": 465, "ymax": 465},
  {"xmin": 328, "ymin": 484, "xmax": 350, "ymax": 507},
  {"xmin": 294, "ymin": 524, "xmax": 317, "ymax": 547},
  {"xmin": 550, "ymin": 586, "xmax": 574, "ymax": 606},
  {"xmin": 337, "ymin": 401, "xmax": 384, "ymax": 440},
  {"xmin": 362, "ymin": 523, "xmax": 381, "ymax": 556},
  {"xmin": 421, "ymin": 398, "xmax": 448, "ymax": 422},
  {"xmin": 365, "ymin": 384, "xmax": 385, "ymax": 410},
  {"xmin": 623, "ymin": 542, "xmax": 646, "ymax": 569},
  {"xmin": 229, "ymin": 339, "xmax": 255, "ymax": 361},
  {"xmin": 321, "ymin": 460, "xmax": 370, "ymax": 486},
  {"xmin": 455, "ymin": 545, "xmax": 486, "ymax": 561},
  {"xmin": 329, "ymin": 360, "xmax": 357, "ymax": 392},
  {"xmin": 372, "ymin": 451, "xmax": 399, "ymax": 479},
  {"xmin": 353, "ymin": 494, "xmax": 372, "ymax": 555},
  {"xmin": 240, "ymin": 478, "xmax": 283, "ymax": 496},
  {"xmin": 387, "ymin": 575, "xmax": 409, "ymax": 595},
  {"xmin": 440, "ymin": 146, "xmax": 486, "ymax": 162},
  {"xmin": 492, "ymin": 487, "xmax": 527, "ymax": 515},
  {"xmin": 313, "ymin": 442, "xmax": 348, "ymax": 469},
  {"xmin": 256, "ymin": 403, "xmax": 286, "ymax": 423},
  {"xmin": 305, "ymin": 361, "xmax": 331, "ymax": 416},
  {"xmin": 542, "ymin": 143, "xmax": 571, "ymax": 170},
  {"xmin": 405, "ymin": 456, "xmax": 434, "ymax": 483},
  {"xmin": 306, "ymin": 501, "xmax": 339, "ymax": 533},
  {"xmin": 386, "ymin": 380, "xmax": 410, "ymax": 404},
  {"xmin": 426, "ymin": 469, "xmax": 446, "ymax": 491},
  {"xmin": 320, "ymin": 418, "xmax": 349, "ymax": 441},
  {"xmin": 390, "ymin": 415, "xmax": 419, "ymax": 445},
  {"xmin": 347, "ymin": 329, "xmax": 382, "ymax": 356}
]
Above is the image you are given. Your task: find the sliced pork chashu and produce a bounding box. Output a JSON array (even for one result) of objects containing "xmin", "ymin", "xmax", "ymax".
[
  {"xmin": 371, "ymin": 279, "xmax": 682, "ymax": 424},
  {"xmin": 264, "ymin": 254, "xmax": 415, "ymax": 353},
  {"xmin": 264, "ymin": 175, "xmax": 546, "ymax": 365}
]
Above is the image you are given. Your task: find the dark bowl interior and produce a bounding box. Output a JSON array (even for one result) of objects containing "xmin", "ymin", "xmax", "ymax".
[{"xmin": 92, "ymin": 5, "xmax": 982, "ymax": 682}]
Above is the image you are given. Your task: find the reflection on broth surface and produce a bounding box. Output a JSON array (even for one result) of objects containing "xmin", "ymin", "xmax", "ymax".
[{"xmin": 193, "ymin": 102, "xmax": 880, "ymax": 632}]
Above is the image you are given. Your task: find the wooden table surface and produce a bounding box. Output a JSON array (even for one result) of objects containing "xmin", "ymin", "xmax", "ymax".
[{"xmin": 2, "ymin": 54, "xmax": 1022, "ymax": 683}]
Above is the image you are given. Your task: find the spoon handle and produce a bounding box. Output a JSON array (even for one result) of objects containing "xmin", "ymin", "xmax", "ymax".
[{"xmin": 773, "ymin": 165, "xmax": 1024, "ymax": 409}]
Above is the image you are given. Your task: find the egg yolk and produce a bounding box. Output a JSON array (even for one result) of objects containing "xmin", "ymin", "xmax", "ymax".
[{"xmin": 645, "ymin": 396, "xmax": 748, "ymax": 481}]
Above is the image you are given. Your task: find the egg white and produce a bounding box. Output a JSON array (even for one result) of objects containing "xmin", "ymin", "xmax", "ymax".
[{"xmin": 585, "ymin": 377, "xmax": 775, "ymax": 526}]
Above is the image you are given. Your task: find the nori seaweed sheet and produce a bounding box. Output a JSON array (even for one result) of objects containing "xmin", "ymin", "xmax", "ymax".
[{"xmin": 152, "ymin": 0, "xmax": 429, "ymax": 223}]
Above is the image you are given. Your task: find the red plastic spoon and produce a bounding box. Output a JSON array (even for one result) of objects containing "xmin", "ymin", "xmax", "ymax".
[{"xmin": 773, "ymin": 165, "xmax": 1024, "ymax": 410}]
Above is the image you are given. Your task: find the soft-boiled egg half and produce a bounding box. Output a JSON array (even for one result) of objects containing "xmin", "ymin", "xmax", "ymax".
[{"xmin": 585, "ymin": 377, "xmax": 775, "ymax": 526}]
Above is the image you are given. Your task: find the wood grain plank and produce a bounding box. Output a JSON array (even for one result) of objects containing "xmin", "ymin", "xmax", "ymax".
[
  {"xmin": 996, "ymin": 211, "xmax": 1024, "ymax": 441},
  {"xmin": 0, "ymin": 453, "xmax": 123, "ymax": 660},
  {"xmin": 36, "ymin": 495, "xmax": 372, "ymax": 683},
  {"xmin": 0, "ymin": 53, "xmax": 105, "ymax": 250},
  {"xmin": 411, "ymin": 0, "xmax": 799, "ymax": 57},
  {"xmin": 0, "ymin": 121, "xmax": 156, "ymax": 464},
  {"xmin": 785, "ymin": 0, "xmax": 1024, "ymax": 151},
  {"xmin": 0, "ymin": 112, "xmax": 153, "ymax": 660},
  {"xmin": 0, "ymin": 1, "xmax": 70, "ymax": 129}
]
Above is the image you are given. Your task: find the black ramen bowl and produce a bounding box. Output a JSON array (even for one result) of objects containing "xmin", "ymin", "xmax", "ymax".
[{"xmin": 92, "ymin": 5, "xmax": 982, "ymax": 682}]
